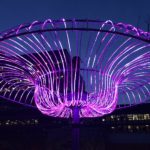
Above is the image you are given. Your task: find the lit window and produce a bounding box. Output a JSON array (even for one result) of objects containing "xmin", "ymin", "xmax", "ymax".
[
  {"xmin": 111, "ymin": 115, "xmax": 114, "ymax": 119},
  {"xmin": 144, "ymin": 114, "xmax": 150, "ymax": 120},
  {"xmin": 102, "ymin": 118, "xmax": 105, "ymax": 122},
  {"xmin": 138, "ymin": 114, "xmax": 144, "ymax": 120},
  {"xmin": 127, "ymin": 114, "xmax": 133, "ymax": 120},
  {"xmin": 133, "ymin": 114, "xmax": 138, "ymax": 120},
  {"xmin": 128, "ymin": 125, "xmax": 131, "ymax": 129}
]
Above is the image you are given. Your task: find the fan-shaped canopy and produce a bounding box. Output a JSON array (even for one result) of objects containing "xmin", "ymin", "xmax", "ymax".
[{"xmin": 0, "ymin": 19, "xmax": 150, "ymax": 118}]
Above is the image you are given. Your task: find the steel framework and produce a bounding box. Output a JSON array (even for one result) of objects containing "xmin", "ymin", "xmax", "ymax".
[{"xmin": 0, "ymin": 19, "xmax": 150, "ymax": 120}]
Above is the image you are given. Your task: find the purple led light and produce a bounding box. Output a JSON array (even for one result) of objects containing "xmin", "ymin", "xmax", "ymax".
[{"xmin": 0, "ymin": 19, "xmax": 150, "ymax": 118}]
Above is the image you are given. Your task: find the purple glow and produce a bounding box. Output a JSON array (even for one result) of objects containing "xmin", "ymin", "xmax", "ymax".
[{"xmin": 0, "ymin": 19, "xmax": 150, "ymax": 118}]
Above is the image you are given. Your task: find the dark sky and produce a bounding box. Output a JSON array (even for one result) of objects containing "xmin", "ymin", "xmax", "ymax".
[{"xmin": 0, "ymin": 0, "xmax": 150, "ymax": 32}]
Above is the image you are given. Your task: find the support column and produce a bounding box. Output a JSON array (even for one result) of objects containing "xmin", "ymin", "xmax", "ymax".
[
  {"xmin": 72, "ymin": 106, "xmax": 80, "ymax": 150},
  {"xmin": 72, "ymin": 106, "xmax": 80, "ymax": 124}
]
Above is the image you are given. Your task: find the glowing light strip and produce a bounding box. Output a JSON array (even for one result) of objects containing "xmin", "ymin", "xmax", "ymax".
[{"xmin": 0, "ymin": 19, "xmax": 149, "ymax": 118}]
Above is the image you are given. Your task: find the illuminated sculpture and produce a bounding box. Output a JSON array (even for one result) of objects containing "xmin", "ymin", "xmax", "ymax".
[{"xmin": 0, "ymin": 19, "xmax": 150, "ymax": 121}]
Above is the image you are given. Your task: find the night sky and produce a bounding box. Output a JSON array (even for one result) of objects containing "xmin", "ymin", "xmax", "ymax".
[{"xmin": 0, "ymin": 0, "xmax": 150, "ymax": 32}]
